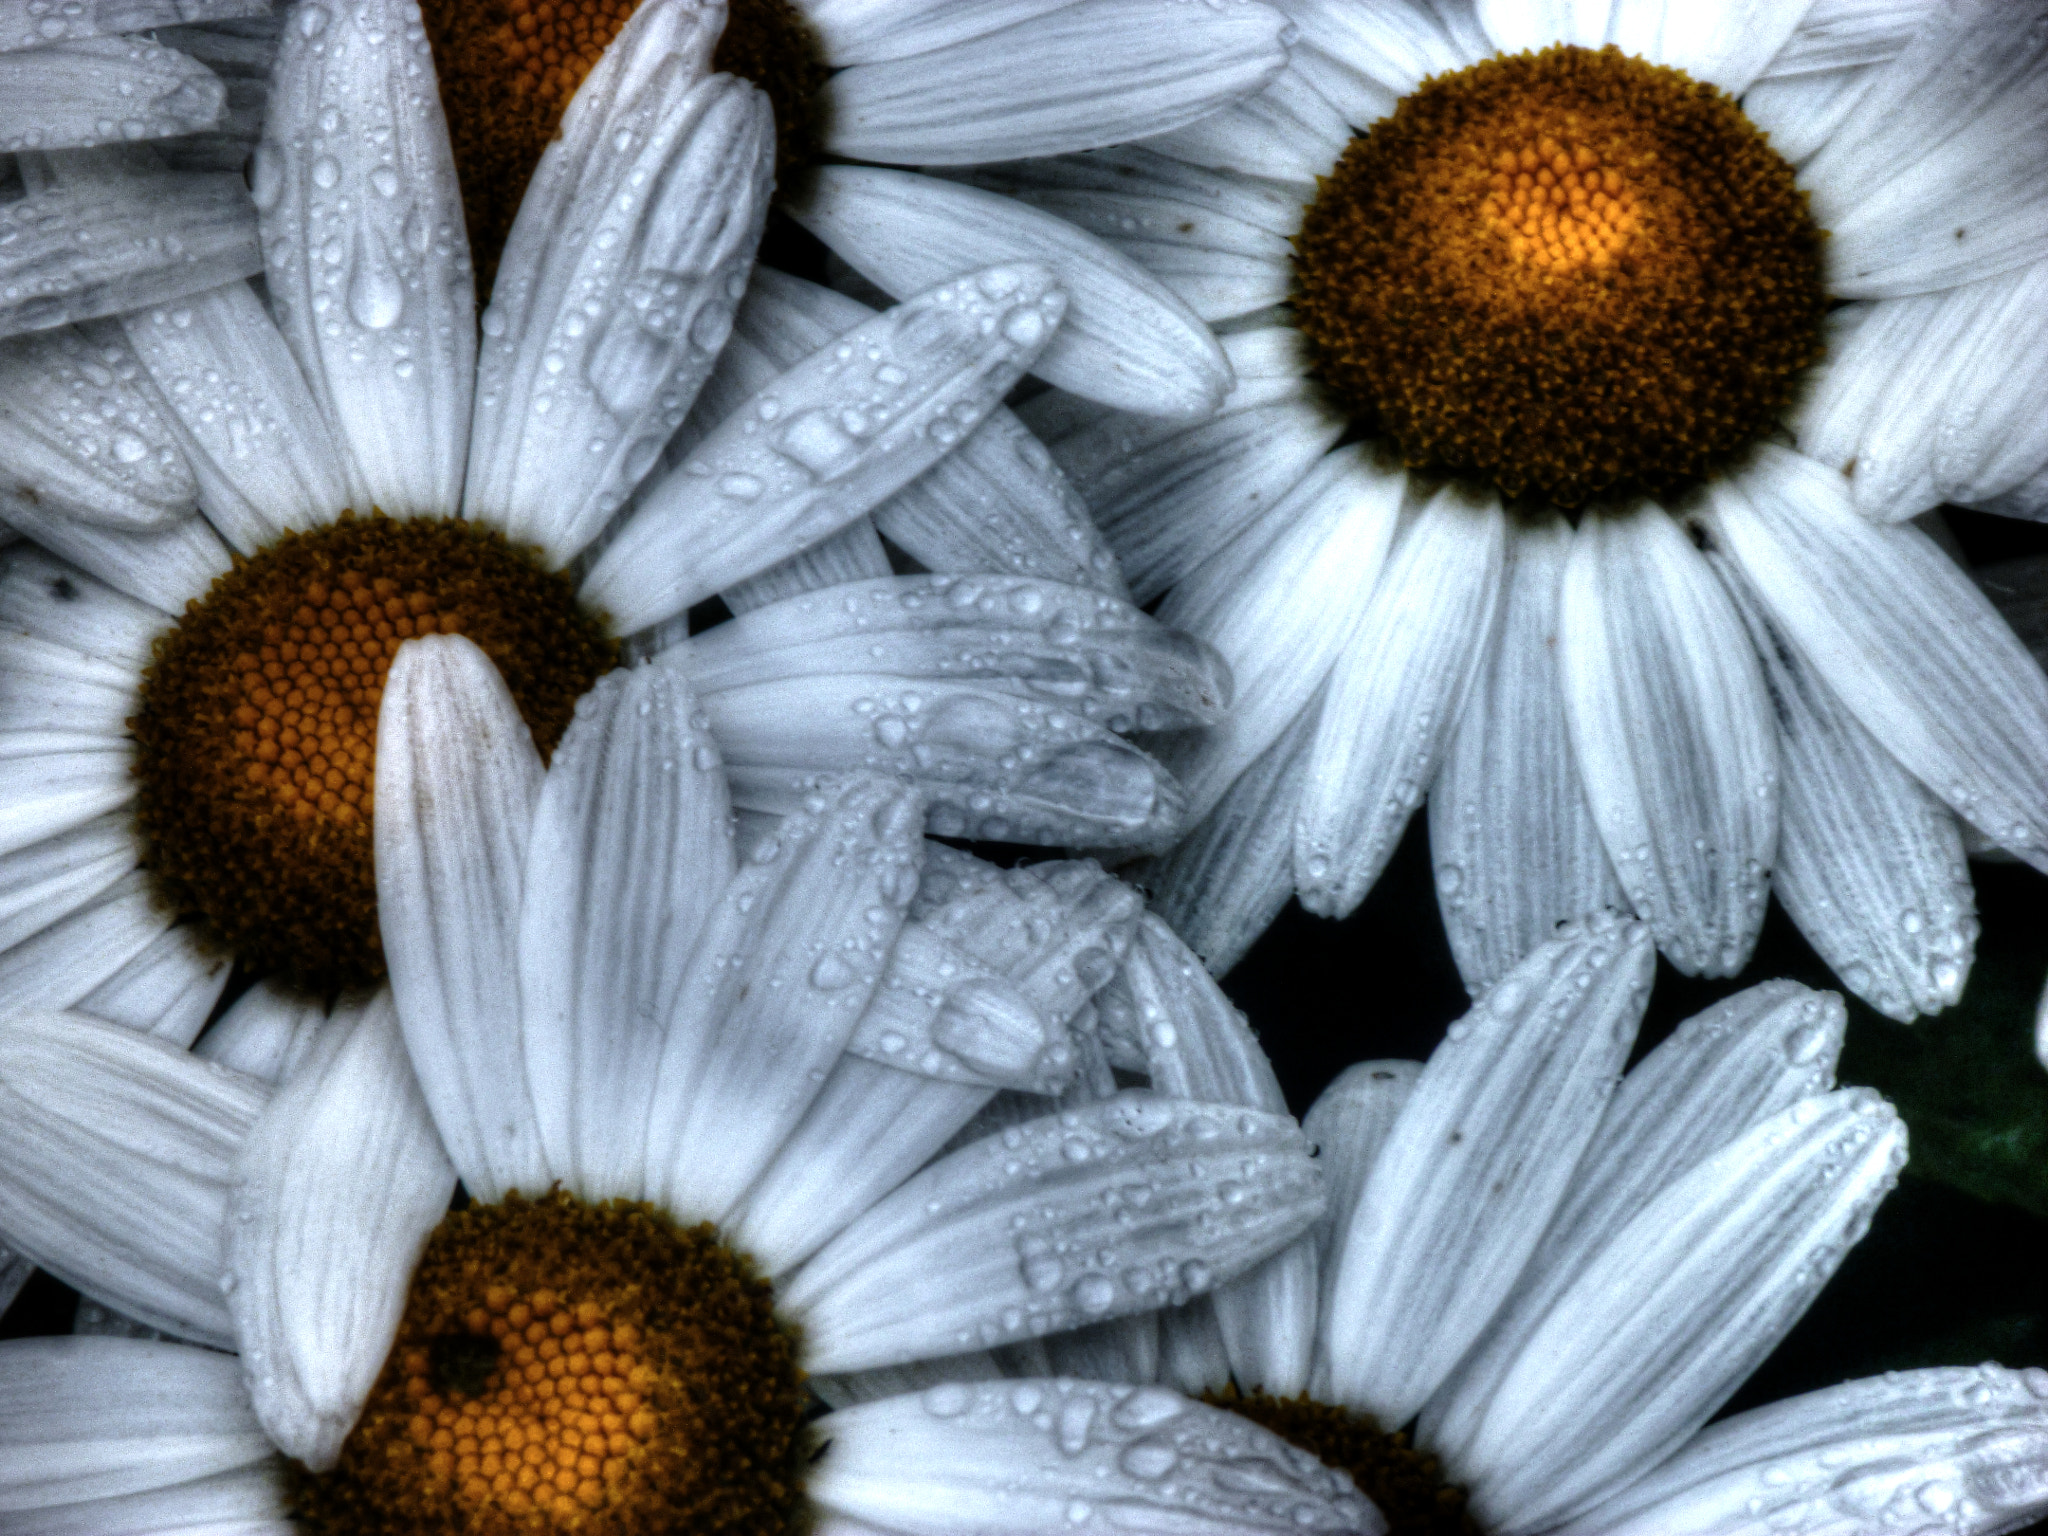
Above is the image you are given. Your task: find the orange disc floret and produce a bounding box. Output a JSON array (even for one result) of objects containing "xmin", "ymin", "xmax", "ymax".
[
  {"xmin": 291, "ymin": 1191, "xmax": 812, "ymax": 1536},
  {"xmin": 130, "ymin": 513, "xmax": 616, "ymax": 993},
  {"xmin": 1291, "ymin": 44, "xmax": 1827, "ymax": 507}
]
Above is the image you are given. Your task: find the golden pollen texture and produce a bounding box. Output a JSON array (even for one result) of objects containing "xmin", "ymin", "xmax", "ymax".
[
  {"xmin": 1207, "ymin": 1387, "xmax": 1482, "ymax": 1536},
  {"xmin": 1292, "ymin": 44, "xmax": 1827, "ymax": 506},
  {"xmin": 130, "ymin": 514, "xmax": 615, "ymax": 994},
  {"xmin": 293, "ymin": 1191, "xmax": 813, "ymax": 1536},
  {"xmin": 422, "ymin": 0, "xmax": 830, "ymax": 297}
]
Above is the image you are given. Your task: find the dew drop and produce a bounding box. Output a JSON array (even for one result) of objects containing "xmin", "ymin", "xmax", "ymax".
[
  {"xmin": 347, "ymin": 262, "xmax": 404, "ymax": 331},
  {"xmin": 311, "ymin": 156, "xmax": 341, "ymax": 190}
]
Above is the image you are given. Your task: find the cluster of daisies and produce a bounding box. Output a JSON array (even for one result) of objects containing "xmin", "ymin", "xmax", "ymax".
[{"xmin": 2, "ymin": 0, "xmax": 2047, "ymax": 1533}]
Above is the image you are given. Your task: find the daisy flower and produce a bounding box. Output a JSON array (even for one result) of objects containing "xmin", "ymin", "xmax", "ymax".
[
  {"xmin": 826, "ymin": 910, "xmax": 2048, "ymax": 1536},
  {"xmin": 0, "ymin": 633, "xmax": 1361, "ymax": 1536},
  {"xmin": 0, "ymin": 0, "xmax": 1226, "ymax": 1038},
  {"xmin": 981, "ymin": 0, "xmax": 2048, "ymax": 1025}
]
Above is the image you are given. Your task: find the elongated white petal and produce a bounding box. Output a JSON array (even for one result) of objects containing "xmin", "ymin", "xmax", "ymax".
[
  {"xmin": 1606, "ymin": 0, "xmax": 1819, "ymax": 94},
  {"xmin": 120, "ymin": 280, "xmax": 349, "ymax": 554},
  {"xmin": 0, "ymin": 484, "xmax": 228, "ymax": 612},
  {"xmin": 584, "ymin": 263, "xmax": 1066, "ymax": 632},
  {"xmin": 0, "ymin": 741, "xmax": 134, "ymax": 860},
  {"xmin": 723, "ymin": 521, "xmax": 891, "ymax": 615},
  {"xmin": 1284, "ymin": 0, "xmax": 1480, "ymax": 99},
  {"xmin": 1740, "ymin": 62, "xmax": 1883, "ymax": 167},
  {"xmin": 1431, "ymin": 514, "xmax": 1624, "ymax": 992},
  {"xmin": 802, "ymin": 0, "xmax": 1073, "ymax": 63},
  {"xmin": 192, "ymin": 977, "xmax": 329, "ymax": 1087},
  {"xmin": 1562, "ymin": 1363, "xmax": 2048, "ymax": 1536},
  {"xmin": 0, "ymin": 1010, "xmax": 268, "ymax": 1345},
  {"xmin": 517, "ymin": 661, "xmax": 734, "ymax": 1200},
  {"xmin": 1422, "ymin": 981, "xmax": 1846, "ymax": 1466},
  {"xmin": 1462, "ymin": 1089, "xmax": 1906, "ymax": 1532},
  {"xmin": 375, "ymin": 635, "xmax": 546, "ymax": 1202},
  {"xmin": 471, "ymin": 55, "xmax": 771, "ymax": 562},
  {"xmin": 1560, "ymin": 506, "xmax": 1778, "ymax": 976},
  {"xmin": 0, "ymin": 2, "xmax": 267, "ymax": 50},
  {"xmin": 0, "ymin": 870, "xmax": 168, "ymax": 1012},
  {"xmin": 0, "ymin": 811, "xmax": 133, "ymax": 956},
  {"xmin": 1297, "ymin": 485, "xmax": 1508, "ymax": 920},
  {"xmin": 0, "ymin": 629, "xmax": 135, "ymax": 746},
  {"xmin": 1476, "ymin": 0, "xmax": 1615, "ymax": 54},
  {"xmin": 786, "ymin": 166, "xmax": 1229, "ymax": 418},
  {"xmin": 0, "ymin": 150, "xmax": 261, "ymax": 341},
  {"xmin": 1300, "ymin": 1060, "xmax": 1418, "ymax": 1319},
  {"xmin": 1160, "ymin": 445, "xmax": 1403, "ymax": 825},
  {"xmin": 643, "ymin": 776, "xmax": 923, "ymax": 1222},
  {"xmin": 0, "ymin": 546, "xmax": 161, "ymax": 669},
  {"xmin": 1716, "ymin": 556, "xmax": 1974, "ymax": 1019},
  {"xmin": 257, "ymin": 0, "xmax": 475, "ymax": 514},
  {"xmin": 1138, "ymin": 61, "xmax": 1353, "ymax": 186},
  {"xmin": 1759, "ymin": 0, "xmax": 1938, "ymax": 76},
  {"xmin": 75, "ymin": 924, "xmax": 230, "ymax": 1045},
  {"xmin": 1145, "ymin": 694, "xmax": 1313, "ymax": 980},
  {"xmin": 787, "ymin": 1092, "xmax": 1323, "ymax": 1374},
  {"xmin": 6, "ymin": 1461, "xmax": 287, "ymax": 1535},
  {"xmin": 824, "ymin": 0, "xmax": 1291, "ymax": 165},
  {"xmin": 1802, "ymin": 0, "xmax": 2048, "ymax": 297},
  {"xmin": 1705, "ymin": 443, "xmax": 2048, "ymax": 868},
  {"xmin": 224, "ymin": 991, "xmax": 454, "ymax": 1472},
  {"xmin": 0, "ymin": 323, "xmax": 197, "ymax": 532},
  {"xmin": 812, "ymin": 1380, "xmax": 1383, "ymax": 1536},
  {"xmin": 1323, "ymin": 915, "xmax": 1652, "ymax": 1427},
  {"xmin": 0, "ymin": 34, "xmax": 223, "ymax": 153},
  {"xmin": 0, "ymin": 1337, "xmax": 269, "ymax": 1513}
]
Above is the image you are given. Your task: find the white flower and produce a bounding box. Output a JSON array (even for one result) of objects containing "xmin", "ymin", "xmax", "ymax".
[
  {"xmin": 980, "ymin": 0, "xmax": 2048, "ymax": 1025},
  {"xmin": 0, "ymin": 633, "xmax": 1362, "ymax": 1534},
  {"xmin": 825, "ymin": 911, "xmax": 2048, "ymax": 1536},
  {"xmin": 0, "ymin": 0, "xmax": 1227, "ymax": 1019}
]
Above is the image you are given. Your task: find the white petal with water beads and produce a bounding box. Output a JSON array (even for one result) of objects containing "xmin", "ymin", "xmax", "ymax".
[
  {"xmin": 257, "ymin": 0, "xmax": 475, "ymax": 515},
  {"xmin": 812, "ymin": 1380, "xmax": 1384, "ymax": 1536},
  {"xmin": 375, "ymin": 635, "xmax": 547, "ymax": 1203},
  {"xmin": 0, "ymin": 34, "xmax": 224, "ymax": 153},
  {"xmin": 583, "ymin": 263, "xmax": 1065, "ymax": 633},
  {"xmin": 0, "ymin": 1, "xmax": 267, "ymax": 51},
  {"xmin": 787, "ymin": 1091, "xmax": 1324, "ymax": 1374},
  {"xmin": 224, "ymin": 992, "xmax": 455, "ymax": 1472},
  {"xmin": 0, "ymin": 1010, "xmax": 268, "ymax": 1346}
]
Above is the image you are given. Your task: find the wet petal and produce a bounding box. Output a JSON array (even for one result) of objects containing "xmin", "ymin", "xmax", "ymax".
[{"xmin": 0, "ymin": 34, "xmax": 224, "ymax": 153}]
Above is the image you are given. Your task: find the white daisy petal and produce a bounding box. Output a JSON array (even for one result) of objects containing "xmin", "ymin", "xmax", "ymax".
[
  {"xmin": 1562, "ymin": 1363, "xmax": 2048, "ymax": 1536},
  {"xmin": 0, "ymin": 811, "xmax": 134, "ymax": 956},
  {"xmin": 1035, "ymin": 1313, "xmax": 1164, "ymax": 1388},
  {"xmin": 1431, "ymin": 515, "xmax": 1624, "ymax": 992},
  {"xmin": 1160, "ymin": 444, "xmax": 1404, "ymax": 826},
  {"xmin": 1603, "ymin": 0, "xmax": 1821, "ymax": 95},
  {"xmin": 73, "ymin": 924, "xmax": 231, "ymax": 1046},
  {"xmin": 147, "ymin": 17, "xmax": 283, "ymax": 179},
  {"xmin": 1299, "ymin": 1060, "xmax": 1418, "ymax": 1317},
  {"xmin": 1559, "ymin": 506, "xmax": 1778, "ymax": 976},
  {"xmin": 0, "ymin": 630, "xmax": 135, "ymax": 747},
  {"xmin": 822, "ymin": 0, "xmax": 1292, "ymax": 166},
  {"xmin": 0, "ymin": 1, "xmax": 268, "ymax": 49},
  {"xmin": 801, "ymin": 0, "xmax": 1074, "ymax": 65},
  {"xmin": 0, "ymin": 323, "xmax": 198, "ymax": 532},
  {"xmin": 1422, "ymin": 980, "xmax": 1846, "ymax": 1467},
  {"xmin": 1156, "ymin": 1298, "xmax": 1236, "ymax": 1396},
  {"xmin": 0, "ymin": 740, "xmax": 134, "ymax": 861},
  {"xmin": 192, "ymin": 977, "xmax": 330, "ymax": 1087},
  {"xmin": 224, "ymin": 991, "xmax": 454, "ymax": 1472},
  {"xmin": 1144, "ymin": 699, "xmax": 1316, "ymax": 978},
  {"xmin": 1705, "ymin": 443, "xmax": 2048, "ymax": 869},
  {"xmin": 1802, "ymin": 0, "xmax": 2048, "ymax": 298},
  {"xmin": 1137, "ymin": 61, "xmax": 1354, "ymax": 187},
  {"xmin": 1458, "ymin": 1088, "xmax": 1906, "ymax": 1532},
  {"xmin": 785, "ymin": 166, "xmax": 1229, "ymax": 419},
  {"xmin": 1739, "ymin": 63, "xmax": 1883, "ymax": 167},
  {"xmin": 0, "ymin": 870, "xmax": 169, "ymax": 1012},
  {"xmin": 120, "ymin": 279, "xmax": 350, "ymax": 555},
  {"xmin": 786, "ymin": 1091, "xmax": 1323, "ymax": 1374},
  {"xmin": 1282, "ymin": 0, "xmax": 1479, "ymax": 99},
  {"xmin": 1323, "ymin": 915, "xmax": 1653, "ymax": 1428},
  {"xmin": 0, "ymin": 547, "xmax": 162, "ymax": 670},
  {"xmin": 1716, "ymin": 557, "xmax": 1975, "ymax": 1020},
  {"xmin": 0, "ymin": 1009, "xmax": 268, "ymax": 1346},
  {"xmin": 9, "ymin": 1462, "xmax": 287, "ymax": 1536},
  {"xmin": 257, "ymin": 0, "xmax": 475, "ymax": 515},
  {"xmin": 583, "ymin": 262, "xmax": 1066, "ymax": 633},
  {"xmin": 643, "ymin": 776, "xmax": 923, "ymax": 1223},
  {"xmin": 517, "ymin": 661, "xmax": 734, "ymax": 1201},
  {"xmin": 0, "ymin": 35, "xmax": 224, "ymax": 154},
  {"xmin": 724, "ymin": 522, "xmax": 892, "ymax": 615},
  {"xmin": 0, "ymin": 149, "xmax": 262, "ymax": 341},
  {"xmin": 0, "ymin": 485, "xmax": 228, "ymax": 611},
  {"xmin": 0, "ymin": 1337, "xmax": 269, "ymax": 1513},
  {"xmin": 1296, "ymin": 485, "xmax": 1509, "ymax": 921},
  {"xmin": 471, "ymin": 57, "xmax": 772, "ymax": 563},
  {"xmin": 810, "ymin": 1380, "xmax": 1383, "ymax": 1536},
  {"xmin": 375, "ymin": 634, "xmax": 547, "ymax": 1203},
  {"xmin": 731, "ymin": 1055, "xmax": 995, "ymax": 1276},
  {"xmin": 1758, "ymin": 0, "xmax": 1939, "ymax": 76},
  {"xmin": 1476, "ymin": 0, "xmax": 1613, "ymax": 53}
]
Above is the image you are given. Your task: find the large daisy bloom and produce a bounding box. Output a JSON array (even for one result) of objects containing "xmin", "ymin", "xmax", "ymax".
[
  {"xmin": 826, "ymin": 910, "xmax": 2048, "ymax": 1536},
  {"xmin": 0, "ymin": 0, "xmax": 1227, "ymax": 1024},
  {"xmin": 985, "ymin": 0, "xmax": 2048, "ymax": 1026},
  {"xmin": 0, "ymin": 632, "xmax": 1365, "ymax": 1535}
]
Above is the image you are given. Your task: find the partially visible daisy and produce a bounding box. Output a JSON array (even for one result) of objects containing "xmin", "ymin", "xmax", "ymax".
[
  {"xmin": 0, "ymin": 0, "xmax": 1228, "ymax": 1013},
  {"xmin": 827, "ymin": 910, "xmax": 2048, "ymax": 1536},
  {"xmin": 0, "ymin": 635, "xmax": 1357, "ymax": 1536},
  {"xmin": 988, "ymin": 0, "xmax": 2048, "ymax": 1024}
]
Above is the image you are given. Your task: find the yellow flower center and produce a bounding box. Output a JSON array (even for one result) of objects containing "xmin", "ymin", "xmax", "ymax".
[
  {"xmin": 293, "ymin": 1192, "xmax": 812, "ymax": 1535},
  {"xmin": 1206, "ymin": 1387, "xmax": 1481, "ymax": 1536},
  {"xmin": 129, "ymin": 514, "xmax": 615, "ymax": 993},
  {"xmin": 1292, "ymin": 45, "xmax": 1826, "ymax": 507}
]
